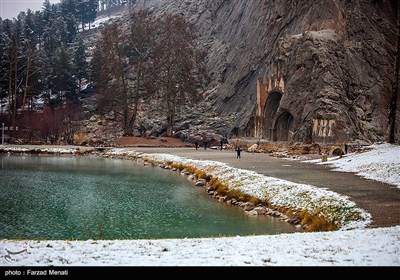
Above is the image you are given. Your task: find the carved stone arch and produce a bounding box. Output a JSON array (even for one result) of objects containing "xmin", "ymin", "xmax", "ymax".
[
  {"xmin": 273, "ymin": 111, "xmax": 294, "ymax": 141},
  {"xmin": 263, "ymin": 90, "xmax": 283, "ymax": 139},
  {"xmin": 254, "ymin": 74, "xmax": 286, "ymax": 139}
]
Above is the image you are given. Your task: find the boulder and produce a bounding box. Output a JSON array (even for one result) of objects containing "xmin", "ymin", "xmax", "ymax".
[{"xmin": 195, "ymin": 179, "xmax": 207, "ymax": 187}]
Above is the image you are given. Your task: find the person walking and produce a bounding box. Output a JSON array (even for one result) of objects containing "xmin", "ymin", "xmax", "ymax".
[{"xmin": 235, "ymin": 146, "xmax": 241, "ymax": 160}]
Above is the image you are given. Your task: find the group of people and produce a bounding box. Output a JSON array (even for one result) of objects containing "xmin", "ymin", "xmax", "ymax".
[{"xmin": 194, "ymin": 139, "xmax": 242, "ymax": 159}]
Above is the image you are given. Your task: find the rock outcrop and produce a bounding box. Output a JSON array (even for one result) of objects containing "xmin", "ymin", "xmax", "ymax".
[{"xmin": 129, "ymin": 0, "xmax": 398, "ymax": 143}]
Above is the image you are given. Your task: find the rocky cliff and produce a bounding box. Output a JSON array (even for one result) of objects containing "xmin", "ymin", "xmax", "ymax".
[{"xmin": 129, "ymin": 0, "xmax": 398, "ymax": 144}]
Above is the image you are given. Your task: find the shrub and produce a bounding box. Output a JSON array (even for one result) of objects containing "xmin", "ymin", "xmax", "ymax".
[
  {"xmin": 157, "ymin": 158, "xmax": 338, "ymax": 232},
  {"xmin": 73, "ymin": 132, "xmax": 89, "ymax": 145},
  {"xmin": 298, "ymin": 209, "xmax": 337, "ymax": 231},
  {"xmin": 171, "ymin": 162, "xmax": 185, "ymax": 171}
]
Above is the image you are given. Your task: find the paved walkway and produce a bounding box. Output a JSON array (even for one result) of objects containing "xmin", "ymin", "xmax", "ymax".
[{"xmin": 133, "ymin": 147, "xmax": 400, "ymax": 228}]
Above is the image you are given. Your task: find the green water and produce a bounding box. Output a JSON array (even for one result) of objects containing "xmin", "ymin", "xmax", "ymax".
[{"xmin": 0, "ymin": 155, "xmax": 296, "ymax": 240}]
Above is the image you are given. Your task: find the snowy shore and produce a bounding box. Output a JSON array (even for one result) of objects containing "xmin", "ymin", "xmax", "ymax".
[
  {"xmin": 1, "ymin": 143, "xmax": 399, "ymax": 266},
  {"xmin": 305, "ymin": 143, "xmax": 400, "ymax": 189},
  {"xmin": 2, "ymin": 226, "xmax": 399, "ymax": 266}
]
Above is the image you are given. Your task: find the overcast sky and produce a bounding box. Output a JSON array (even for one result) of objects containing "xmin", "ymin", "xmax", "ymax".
[{"xmin": 0, "ymin": 0, "xmax": 60, "ymax": 20}]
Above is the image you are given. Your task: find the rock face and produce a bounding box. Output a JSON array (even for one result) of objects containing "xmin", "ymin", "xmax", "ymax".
[{"xmin": 130, "ymin": 0, "xmax": 398, "ymax": 143}]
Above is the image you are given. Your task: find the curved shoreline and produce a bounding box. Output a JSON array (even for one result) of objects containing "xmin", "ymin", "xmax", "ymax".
[
  {"xmin": 1, "ymin": 145, "xmax": 399, "ymax": 266},
  {"xmin": 0, "ymin": 145, "xmax": 371, "ymax": 231},
  {"xmin": 115, "ymin": 151, "xmax": 370, "ymax": 231}
]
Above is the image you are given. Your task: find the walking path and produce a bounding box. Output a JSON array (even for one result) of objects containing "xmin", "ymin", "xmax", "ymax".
[
  {"xmin": 133, "ymin": 147, "xmax": 400, "ymax": 228},
  {"xmin": 1, "ymin": 145, "xmax": 399, "ymax": 227}
]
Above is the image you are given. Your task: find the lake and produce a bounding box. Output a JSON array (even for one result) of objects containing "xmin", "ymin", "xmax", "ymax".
[{"xmin": 0, "ymin": 155, "xmax": 296, "ymax": 240}]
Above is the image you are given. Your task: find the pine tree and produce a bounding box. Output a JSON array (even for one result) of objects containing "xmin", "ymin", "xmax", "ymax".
[
  {"xmin": 21, "ymin": 9, "xmax": 41, "ymax": 108},
  {"xmin": 53, "ymin": 46, "xmax": 77, "ymax": 103},
  {"xmin": 76, "ymin": 0, "xmax": 98, "ymax": 31},
  {"xmin": 0, "ymin": 19, "xmax": 12, "ymax": 116},
  {"xmin": 60, "ymin": 0, "xmax": 78, "ymax": 43},
  {"xmin": 6, "ymin": 18, "xmax": 23, "ymax": 132},
  {"xmin": 41, "ymin": 0, "xmax": 53, "ymax": 26},
  {"xmin": 87, "ymin": 0, "xmax": 98, "ymax": 30},
  {"xmin": 74, "ymin": 38, "xmax": 88, "ymax": 92}
]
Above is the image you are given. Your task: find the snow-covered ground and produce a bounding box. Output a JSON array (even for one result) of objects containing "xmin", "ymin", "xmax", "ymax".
[
  {"xmin": 1, "ymin": 144, "xmax": 399, "ymax": 266},
  {"xmin": 79, "ymin": 11, "xmax": 124, "ymax": 32},
  {"xmin": 1, "ymin": 226, "xmax": 399, "ymax": 266},
  {"xmin": 304, "ymin": 143, "xmax": 400, "ymax": 189}
]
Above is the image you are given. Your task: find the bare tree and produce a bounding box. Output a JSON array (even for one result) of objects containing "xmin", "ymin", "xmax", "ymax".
[
  {"xmin": 92, "ymin": 12, "xmax": 207, "ymax": 137},
  {"xmin": 92, "ymin": 22, "xmax": 135, "ymax": 135},
  {"xmin": 152, "ymin": 14, "xmax": 207, "ymax": 136},
  {"xmin": 127, "ymin": 9, "xmax": 157, "ymax": 133}
]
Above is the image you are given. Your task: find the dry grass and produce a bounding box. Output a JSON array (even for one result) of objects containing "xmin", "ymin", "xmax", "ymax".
[
  {"xmin": 73, "ymin": 132, "xmax": 89, "ymax": 145},
  {"xmin": 167, "ymin": 162, "xmax": 212, "ymax": 181},
  {"xmin": 158, "ymin": 158, "xmax": 338, "ymax": 232},
  {"xmin": 297, "ymin": 209, "xmax": 338, "ymax": 231},
  {"xmin": 209, "ymin": 177, "xmax": 262, "ymax": 204},
  {"xmin": 170, "ymin": 162, "xmax": 186, "ymax": 171}
]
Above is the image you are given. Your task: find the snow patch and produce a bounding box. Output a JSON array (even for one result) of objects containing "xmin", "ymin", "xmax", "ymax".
[{"xmin": 304, "ymin": 143, "xmax": 400, "ymax": 189}]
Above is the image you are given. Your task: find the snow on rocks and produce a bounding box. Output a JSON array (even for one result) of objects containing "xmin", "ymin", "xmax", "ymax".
[
  {"xmin": 104, "ymin": 150, "xmax": 371, "ymax": 230},
  {"xmin": 0, "ymin": 146, "xmax": 78, "ymax": 155}
]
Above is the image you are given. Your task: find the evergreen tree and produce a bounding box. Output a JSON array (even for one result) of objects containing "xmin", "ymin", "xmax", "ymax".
[
  {"xmin": 76, "ymin": 0, "xmax": 98, "ymax": 31},
  {"xmin": 87, "ymin": 0, "xmax": 98, "ymax": 30},
  {"xmin": 33, "ymin": 11, "xmax": 44, "ymax": 46},
  {"xmin": 0, "ymin": 0, "xmax": 88, "ymax": 143},
  {"xmin": 60, "ymin": 0, "xmax": 78, "ymax": 43},
  {"xmin": 21, "ymin": 9, "xmax": 41, "ymax": 108},
  {"xmin": 53, "ymin": 46, "xmax": 77, "ymax": 102},
  {"xmin": 6, "ymin": 17, "xmax": 24, "ymax": 131},
  {"xmin": 41, "ymin": 0, "xmax": 53, "ymax": 26},
  {"xmin": 0, "ymin": 19, "xmax": 12, "ymax": 115},
  {"xmin": 74, "ymin": 38, "xmax": 88, "ymax": 92}
]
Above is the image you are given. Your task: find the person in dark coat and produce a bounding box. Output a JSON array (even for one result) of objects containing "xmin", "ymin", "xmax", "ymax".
[{"xmin": 235, "ymin": 146, "xmax": 241, "ymax": 159}]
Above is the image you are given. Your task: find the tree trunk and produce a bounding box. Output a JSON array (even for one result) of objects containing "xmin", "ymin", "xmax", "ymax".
[
  {"xmin": 8, "ymin": 58, "xmax": 13, "ymax": 124},
  {"xmin": 388, "ymin": 3, "xmax": 400, "ymax": 144},
  {"xmin": 11, "ymin": 48, "xmax": 19, "ymax": 138},
  {"xmin": 166, "ymin": 91, "xmax": 176, "ymax": 137},
  {"xmin": 22, "ymin": 49, "xmax": 33, "ymax": 108},
  {"xmin": 127, "ymin": 66, "xmax": 142, "ymax": 135}
]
